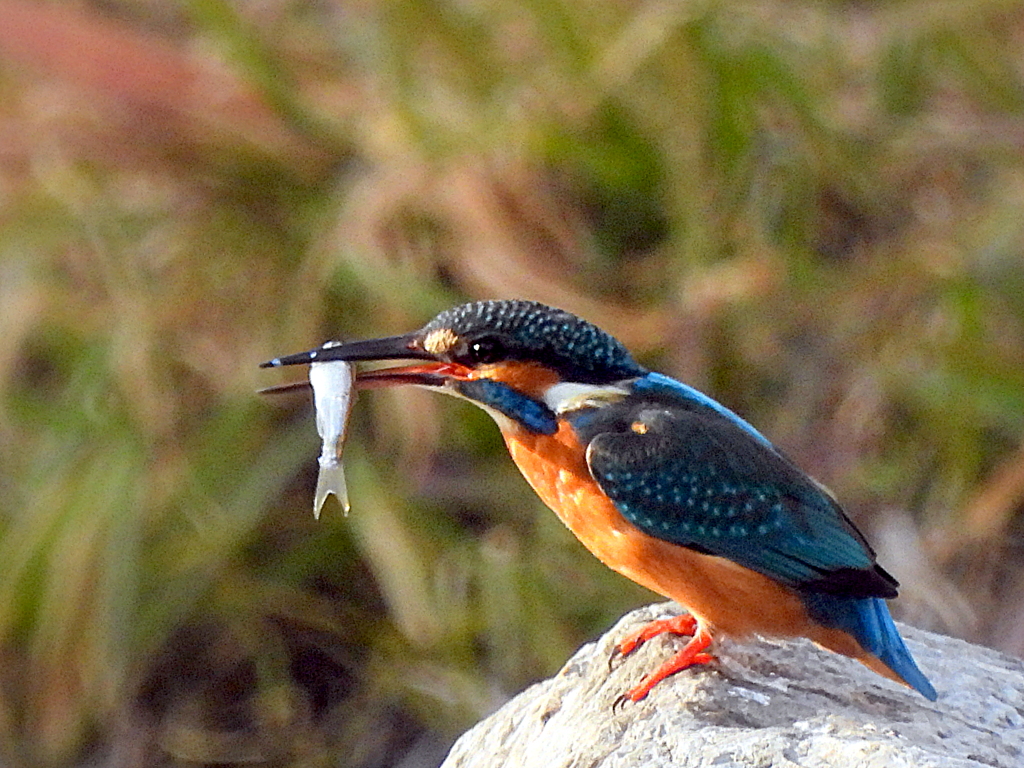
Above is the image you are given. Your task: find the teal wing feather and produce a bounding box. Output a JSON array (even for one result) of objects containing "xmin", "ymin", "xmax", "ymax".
[{"xmin": 575, "ymin": 375, "xmax": 896, "ymax": 598}]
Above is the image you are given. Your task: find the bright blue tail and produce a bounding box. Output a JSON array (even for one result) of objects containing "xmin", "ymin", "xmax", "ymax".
[{"xmin": 803, "ymin": 593, "xmax": 937, "ymax": 700}]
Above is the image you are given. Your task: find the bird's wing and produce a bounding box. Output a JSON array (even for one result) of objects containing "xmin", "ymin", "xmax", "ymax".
[{"xmin": 581, "ymin": 383, "xmax": 897, "ymax": 598}]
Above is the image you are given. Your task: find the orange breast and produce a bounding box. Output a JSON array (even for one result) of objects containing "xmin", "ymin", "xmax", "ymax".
[{"xmin": 502, "ymin": 421, "xmax": 824, "ymax": 641}]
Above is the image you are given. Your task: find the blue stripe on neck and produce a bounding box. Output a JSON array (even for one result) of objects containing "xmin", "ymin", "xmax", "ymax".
[{"xmin": 458, "ymin": 379, "xmax": 558, "ymax": 435}]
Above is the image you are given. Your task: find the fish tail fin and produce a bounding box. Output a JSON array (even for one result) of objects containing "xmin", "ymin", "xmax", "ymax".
[{"xmin": 315, "ymin": 460, "xmax": 349, "ymax": 519}]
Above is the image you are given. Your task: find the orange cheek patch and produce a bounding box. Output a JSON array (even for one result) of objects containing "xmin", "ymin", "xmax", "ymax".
[{"xmin": 469, "ymin": 361, "xmax": 561, "ymax": 399}]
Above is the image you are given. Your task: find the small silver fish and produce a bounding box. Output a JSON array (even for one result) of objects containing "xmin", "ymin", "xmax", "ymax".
[{"xmin": 308, "ymin": 345, "xmax": 355, "ymax": 519}]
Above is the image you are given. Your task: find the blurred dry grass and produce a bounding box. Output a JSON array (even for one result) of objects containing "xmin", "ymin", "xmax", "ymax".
[{"xmin": 2, "ymin": 0, "xmax": 1024, "ymax": 765}]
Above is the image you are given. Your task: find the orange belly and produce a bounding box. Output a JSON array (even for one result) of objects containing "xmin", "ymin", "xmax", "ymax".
[
  {"xmin": 503, "ymin": 421, "xmax": 907, "ymax": 684},
  {"xmin": 503, "ymin": 422, "xmax": 821, "ymax": 641}
]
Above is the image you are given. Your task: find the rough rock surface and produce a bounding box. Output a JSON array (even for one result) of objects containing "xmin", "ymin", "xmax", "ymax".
[{"xmin": 442, "ymin": 603, "xmax": 1024, "ymax": 768}]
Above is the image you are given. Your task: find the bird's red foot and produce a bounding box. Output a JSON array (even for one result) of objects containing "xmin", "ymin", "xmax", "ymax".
[
  {"xmin": 615, "ymin": 613, "xmax": 699, "ymax": 657},
  {"xmin": 614, "ymin": 626, "xmax": 712, "ymax": 704}
]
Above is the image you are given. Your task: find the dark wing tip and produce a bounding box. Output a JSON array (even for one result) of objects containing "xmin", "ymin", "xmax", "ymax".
[{"xmin": 802, "ymin": 565, "xmax": 899, "ymax": 599}]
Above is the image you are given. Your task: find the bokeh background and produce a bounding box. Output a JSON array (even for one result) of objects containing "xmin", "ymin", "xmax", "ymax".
[{"xmin": 2, "ymin": 0, "xmax": 1024, "ymax": 765}]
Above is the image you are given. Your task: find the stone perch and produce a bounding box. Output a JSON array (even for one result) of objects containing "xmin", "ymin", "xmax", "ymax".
[{"xmin": 442, "ymin": 603, "xmax": 1024, "ymax": 768}]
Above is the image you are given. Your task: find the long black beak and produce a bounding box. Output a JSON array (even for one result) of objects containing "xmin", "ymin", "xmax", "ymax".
[
  {"xmin": 260, "ymin": 333, "xmax": 471, "ymax": 389},
  {"xmin": 259, "ymin": 333, "xmax": 432, "ymax": 368}
]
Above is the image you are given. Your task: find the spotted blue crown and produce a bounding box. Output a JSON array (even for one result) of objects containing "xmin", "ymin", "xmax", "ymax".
[{"xmin": 425, "ymin": 300, "xmax": 647, "ymax": 384}]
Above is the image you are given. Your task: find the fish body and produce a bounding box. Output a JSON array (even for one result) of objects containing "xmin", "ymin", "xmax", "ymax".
[{"xmin": 308, "ymin": 351, "xmax": 355, "ymax": 518}]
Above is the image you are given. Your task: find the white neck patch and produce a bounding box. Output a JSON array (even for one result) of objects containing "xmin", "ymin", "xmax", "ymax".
[{"xmin": 542, "ymin": 381, "xmax": 630, "ymax": 415}]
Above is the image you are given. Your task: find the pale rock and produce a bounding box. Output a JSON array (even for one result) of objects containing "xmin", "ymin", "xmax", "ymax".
[{"xmin": 442, "ymin": 603, "xmax": 1024, "ymax": 768}]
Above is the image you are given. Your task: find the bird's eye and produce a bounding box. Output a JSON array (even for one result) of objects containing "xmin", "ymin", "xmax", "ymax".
[{"xmin": 465, "ymin": 335, "xmax": 507, "ymax": 365}]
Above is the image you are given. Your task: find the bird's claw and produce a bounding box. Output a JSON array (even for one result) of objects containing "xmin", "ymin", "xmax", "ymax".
[
  {"xmin": 607, "ymin": 643, "xmax": 627, "ymax": 671},
  {"xmin": 611, "ymin": 612, "xmax": 698, "ymax": 662},
  {"xmin": 607, "ymin": 619, "xmax": 715, "ymax": 708},
  {"xmin": 611, "ymin": 687, "xmax": 641, "ymax": 712},
  {"xmin": 608, "ymin": 649, "xmax": 618, "ymax": 672}
]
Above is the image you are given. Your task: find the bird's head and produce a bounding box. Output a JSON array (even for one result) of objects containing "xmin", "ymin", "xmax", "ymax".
[{"xmin": 262, "ymin": 300, "xmax": 647, "ymax": 434}]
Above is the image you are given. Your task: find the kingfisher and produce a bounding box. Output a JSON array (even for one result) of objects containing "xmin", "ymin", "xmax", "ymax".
[{"xmin": 261, "ymin": 299, "xmax": 937, "ymax": 702}]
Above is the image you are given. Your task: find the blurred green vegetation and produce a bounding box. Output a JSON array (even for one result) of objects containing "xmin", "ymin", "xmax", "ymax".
[{"xmin": 2, "ymin": 0, "xmax": 1024, "ymax": 765}]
